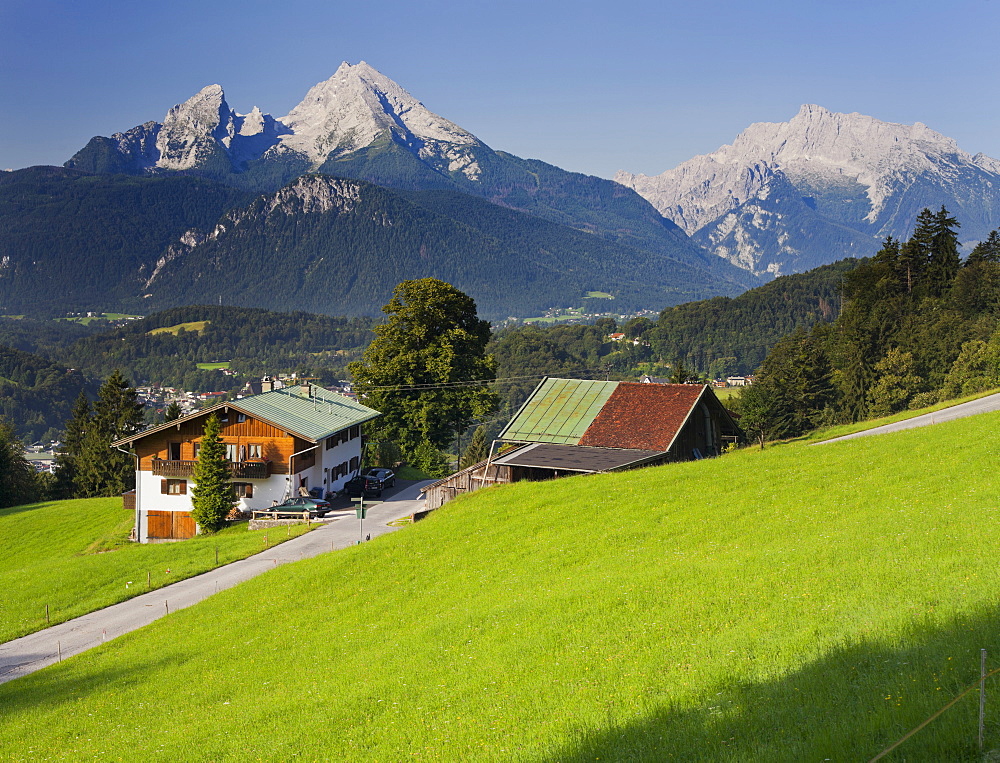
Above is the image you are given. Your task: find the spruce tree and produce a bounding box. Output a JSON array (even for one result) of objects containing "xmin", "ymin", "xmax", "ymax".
[
  {"xmin": 750, "ymin": 328, "xmax": 836, "ymax": 439},
  {"xmin": 925, "ymin": 206, "xmax": 961, "ymax": 295},
  {"xmin": 966, "ymin": 230, "xmax": 1000, "ymax": 265},
  {"xmin": 460, "ymin": 425, "xmax": 490, "ymax": 468},
  {"xmin": 0, "ymin": 418, "xmax": 40, "ymax": 508},
  {"xmin": 190, "ymin": 414, "xmax": 233, "ymax": 533},
  {"xmin": 53, "ymin": 391, "xmax": 91, "ymax": 498},
  {"xmin": 75, "ymin": 370, "xmax": 144, "ymax": 497}
]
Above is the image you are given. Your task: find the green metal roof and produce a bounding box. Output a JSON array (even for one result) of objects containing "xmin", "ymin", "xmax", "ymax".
[
  {"xmin": 499, "ymin": 378, "xmax": 619, "ymax": 444},
  {"xmin": 233, "ymin": 385, "xmax": 380, "ymax": 442}
]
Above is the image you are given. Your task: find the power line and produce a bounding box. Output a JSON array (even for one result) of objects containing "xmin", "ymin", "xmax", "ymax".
[{"xmin": 351, "ymin": 368, "xmax": 611, "ymax": 393}]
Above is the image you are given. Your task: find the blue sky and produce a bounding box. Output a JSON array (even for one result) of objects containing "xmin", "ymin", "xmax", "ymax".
[{"xmin": 3, "ymin": 0, "xmax": 998, "ymax": 179}]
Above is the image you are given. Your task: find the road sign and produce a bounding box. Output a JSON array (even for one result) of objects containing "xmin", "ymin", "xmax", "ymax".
[{"xmin": 350, "ymin": 497, "xmax": 382, "ymax": 540}]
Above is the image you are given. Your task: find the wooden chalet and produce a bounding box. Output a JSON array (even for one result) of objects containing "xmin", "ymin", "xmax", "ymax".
[{"xmin": 113, "ymin": 383, "xmax": 379, "ymax": 542}]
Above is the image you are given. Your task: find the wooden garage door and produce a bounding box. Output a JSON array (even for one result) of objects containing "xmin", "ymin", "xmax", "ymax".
[{"xmin": 147, "ymin": 511, "xmax": 197, "ymax": 540}]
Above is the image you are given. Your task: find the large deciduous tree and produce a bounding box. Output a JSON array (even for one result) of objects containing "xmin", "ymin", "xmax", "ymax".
[
  {"xmin": 190, "ymin": 414, "xmax": 232, "ymax": 533},
  {"xmin": 349, "ymin": 279, "xmax": 498, "ymax": 475}
]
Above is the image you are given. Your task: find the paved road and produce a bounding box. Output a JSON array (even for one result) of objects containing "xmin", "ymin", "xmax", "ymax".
[
  {"xmin": 815, "ymin": 392, "xmax": 1000, "ymax": 445},
  {"xmin": 0, "ymin": 480, "xmax": 432, "ymax": 686}
]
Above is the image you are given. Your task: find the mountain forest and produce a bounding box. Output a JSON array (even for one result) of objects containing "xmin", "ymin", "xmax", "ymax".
[{"xmin": 739, "ymin": 207, "xmax": 1000, "ymax": 443}]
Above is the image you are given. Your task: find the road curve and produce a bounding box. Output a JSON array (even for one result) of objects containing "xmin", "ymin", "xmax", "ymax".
[{"xmin": 814, "ymin": 392, "xmax": 1000, "ymax": 445}]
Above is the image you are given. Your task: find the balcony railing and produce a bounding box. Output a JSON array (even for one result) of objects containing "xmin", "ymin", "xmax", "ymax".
[{"xmin": 151, "ymin": 458, "xmax": 272, "ymax": 479}]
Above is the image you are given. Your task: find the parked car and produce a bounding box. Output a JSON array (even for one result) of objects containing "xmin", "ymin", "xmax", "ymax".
[
  {"xmin": 344, "ymin": 468, "xmax": 395, "ymax": 497},
  {"xmin": 275, "ymin": 496, "xmax": 331, "ymax": 518}
]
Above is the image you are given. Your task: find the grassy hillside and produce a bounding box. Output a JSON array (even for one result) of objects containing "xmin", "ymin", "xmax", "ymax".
[
  {"xmin": 3, "ymin": 416, "xmax": 1000, "ymax": 759},
  {"xmin": 0, "ymin": 498, "xmax": 313, "ymax": 643}
]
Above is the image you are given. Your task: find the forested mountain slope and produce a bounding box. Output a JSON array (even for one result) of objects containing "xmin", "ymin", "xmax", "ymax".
[
  {"xmin": 0, "ymin": 345, "xmax": 93, "ymax": 442},
  {"xmin": 55, "ymin": 306, "xmax": 377, "ymax": 390},
  {"xmin": 139, "ymin": 175, "xmax": 735, "ymax": 319},
  {"xmin": 0, "ymin": 167, "xmax": 250, "ymax": 316}
]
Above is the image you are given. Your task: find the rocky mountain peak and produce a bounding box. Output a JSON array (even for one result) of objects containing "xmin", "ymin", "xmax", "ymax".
[
  {"xmin": 275, "ymin": 62, "xmax": 482, "ymax": 176},
  {"xmin": 155, "ymin": 85, "xmax": 236, "ymax": 170},
  {"xmin": 616, "ymin": 105, "xmax": 1000, "ymax": 278}
]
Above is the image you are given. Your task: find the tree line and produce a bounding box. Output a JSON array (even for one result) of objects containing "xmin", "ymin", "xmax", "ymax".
[
  {"xmin": 0, "ymin": 370, "xmax": 143, "ymax": 507},
  {"xmin": 739, "ymin": 207, "xmax": 1000, "ymax": 444}
]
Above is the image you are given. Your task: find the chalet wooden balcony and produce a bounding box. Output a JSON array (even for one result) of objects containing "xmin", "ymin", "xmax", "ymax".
[{"xmin": 151, "ymin": 458, "xmax": 272, "ymax": 479}]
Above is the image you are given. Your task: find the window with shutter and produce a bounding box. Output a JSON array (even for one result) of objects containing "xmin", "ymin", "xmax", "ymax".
[{"xmin": 164, "ymin": 479, "xmax": 187, "ymax": 495}]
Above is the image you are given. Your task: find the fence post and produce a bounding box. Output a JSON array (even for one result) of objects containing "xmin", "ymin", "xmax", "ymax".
[{"xmin": 980, "ymin": 649, "xmax": 987, "ymax": 751}]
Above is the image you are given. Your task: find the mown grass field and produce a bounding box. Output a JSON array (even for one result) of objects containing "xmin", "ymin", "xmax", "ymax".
[
  {"xmin": 195, "ymin": 361, "xmax": 230, "ymax": 370},
  {"xmin": 0, "ymin": 498, "xmax": 313, "ymax": 643},
  {"xmin": 147, "ymin": 320, "xmax": 209, "ymax": 336},
  {"xmin": 60, "ymin": 313, "xmax": 142, "ymax": 325},
  {"xmin": 3, "ymin": 414, "xmax": 1000, "ymax": 759}
]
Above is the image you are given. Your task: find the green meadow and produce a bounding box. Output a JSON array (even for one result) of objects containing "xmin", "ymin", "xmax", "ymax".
[
  {"xmin": 195, "ymin": 361, "xmax": 230, "ymax": 370},
  {"xmin": 61, "ymin": 313, "xmax": 142, "ymax": 325},
  {"xmin": 3, "ymin": 414, "xmax": 1000, "ymax": 759},
  {"xmin": 0, "ymin": 498, "xmax": 313, "ymax": 643},
  {"xmin": 147, "ymin": 320, "xmax": 209, "ymax": 336}
]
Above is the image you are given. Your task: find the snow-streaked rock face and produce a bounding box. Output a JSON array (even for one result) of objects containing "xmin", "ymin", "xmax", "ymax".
[
  {"xmin": 77, "ymin": 62, "xmax": 484, "ymax": 182},
  {"xmin": 276, "ymin": 61, "xmax": 483, "ymax": 179},
  {"xmin": 153, "ymin": 85, "xmax": 286, "ymax": 171},
  {"xmin": 616, "ymin": 105, "xmax": 1000, "ymax": 276},
  {"xmin": 144, "ymin": 175, "xmax": 382, "ymax": 291}
]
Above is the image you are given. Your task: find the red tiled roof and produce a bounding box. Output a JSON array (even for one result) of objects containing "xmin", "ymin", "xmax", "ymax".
[{"xmin": 578, "ymin": 382, "xmax": 704, "ymax": 451}]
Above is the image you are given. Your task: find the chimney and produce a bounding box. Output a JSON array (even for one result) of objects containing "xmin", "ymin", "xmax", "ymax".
[
  {"xmin": 261, "ymin": 376, "xmax": 274, "ymax": 393},
  {"xmin": 301, "ymin": 383, "xmax": 311, "ymax": 398}
]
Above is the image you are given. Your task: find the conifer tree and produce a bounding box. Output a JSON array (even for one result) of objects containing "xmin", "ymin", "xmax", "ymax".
[
  {"xmin": 925, "ymin": 206, "xmax": 961, "ymax": 295},
  {"xmin": 53, "ymin": 390, "xmax": 91, "ymax": 498},
  {"xmin": 460, "ymin": 425, "xmax": 490, "ymax": 468},
  {"xmin": 896, "ymin": 240, "xmax": 925, "ymax": 295},
  {"xmin": 189, "ymin": 414, "xmax": 233, "ymax": 533},
  {"xmin": 75, "ymin": 370, "xmax": 144, "ymax": 497},
  {"xmin": 0, "ymin": 419, "xmax": 40, "ymax": 508},
  {"xmin": 966, "ymin": 230, "xmax": 1000, "ymax": 265},
  {"xmin": 748, "ymin": 327, "xmax": 836, "ymax": 439}
]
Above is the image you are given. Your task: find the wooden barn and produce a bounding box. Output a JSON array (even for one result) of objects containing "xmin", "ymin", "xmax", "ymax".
[{"xmin": 421, "ymin": 377, "xmax": 743, "ymax": 509}]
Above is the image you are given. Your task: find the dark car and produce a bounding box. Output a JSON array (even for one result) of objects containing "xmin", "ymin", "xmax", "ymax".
[
  {"xmin": 344, "ymin": 468, "xmax": 395, "ymax": 497},
  {"xmin": 276, "ymin": 496, "xmax": 331, "ymax": 518}
]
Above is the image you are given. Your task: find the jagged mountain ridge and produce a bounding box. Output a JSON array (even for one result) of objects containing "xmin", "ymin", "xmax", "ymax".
[
  {"xmin": 139, "ymin": 174, "xmax": 737, "ymax": 318},
  {"xmin": 64, "ymin": 62, "xmax": 756, "ymax": 293},
  {"xmin": 0, "ymin": 167, "xmax": 736, "ymax": 320},
  {"xmin": 615, "ymin": 105, "xmax": 1000, "ymax": 276},
  {"xmin": 66, "ymin": 63, "xmax": 482, "ymax": 182}
]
